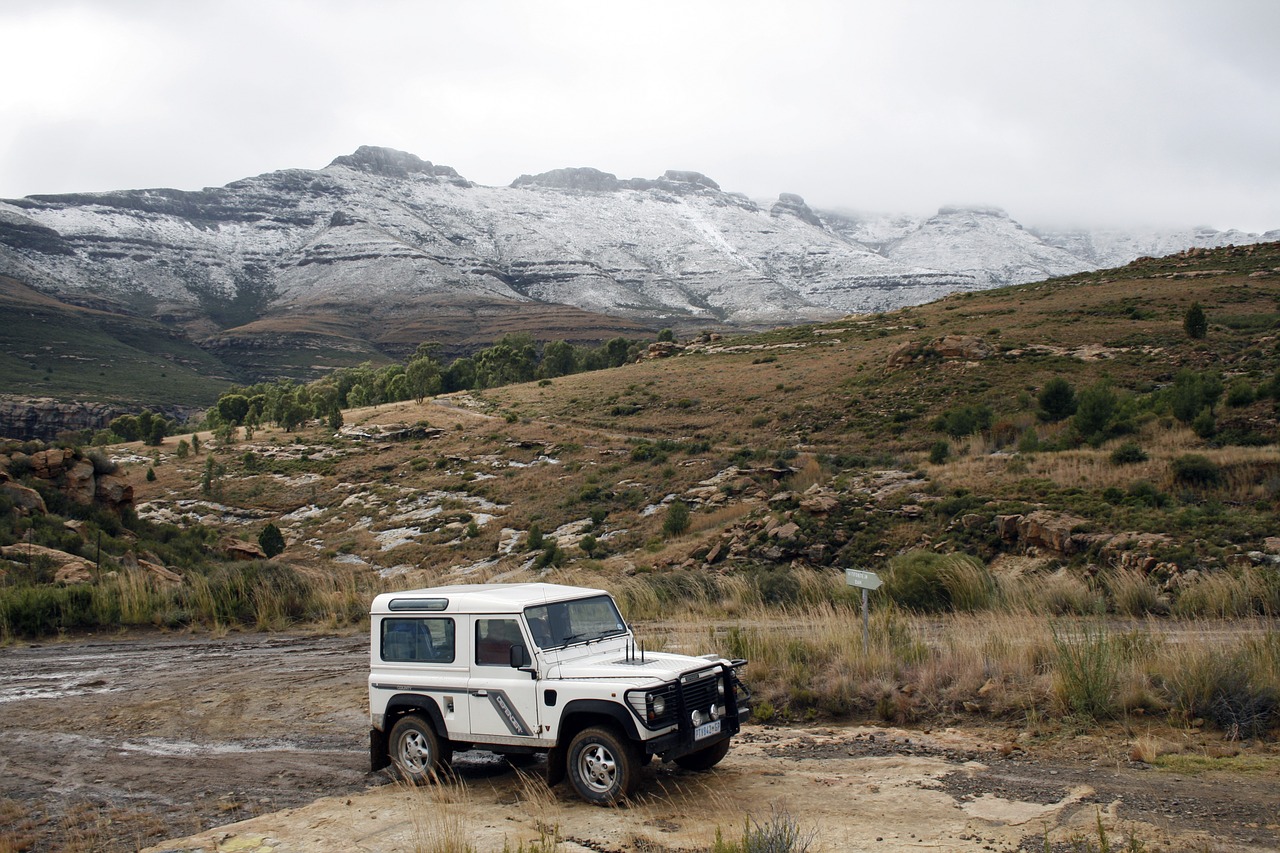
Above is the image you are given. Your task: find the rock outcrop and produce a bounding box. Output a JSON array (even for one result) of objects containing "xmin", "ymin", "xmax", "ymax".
[{"xmin": 0, "ymin": 446, "xmax": 133, "ymax": 512}]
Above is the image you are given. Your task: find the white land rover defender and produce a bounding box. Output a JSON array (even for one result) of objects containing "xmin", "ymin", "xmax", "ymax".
[{"xmin": 368, "ymin": 582, "xmax": 749, "ymax": 804}]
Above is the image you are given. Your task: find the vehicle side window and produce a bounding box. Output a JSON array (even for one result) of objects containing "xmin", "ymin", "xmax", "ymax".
[
  {"xmin": 382, "ymin": 617, "xmax": 454, "ymax": 663},
  {"xmin": 475, "ymin": 618, "xmax": 521, "ymax": 666}
]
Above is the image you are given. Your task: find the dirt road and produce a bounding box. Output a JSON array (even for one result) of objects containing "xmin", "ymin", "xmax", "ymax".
[{"xmin": 1, "ymin": 632, "xmax": 1276, "ymax": 852}]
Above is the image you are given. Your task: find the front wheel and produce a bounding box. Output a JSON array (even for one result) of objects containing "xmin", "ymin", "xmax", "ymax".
[
  {"xmin": 674, "ymin": 738, "xmax": 731, "ymax": 771},
  {"xmin": 566, "ymin": 726, "xmax": 640, "ymax": 805},
  {"xmin": 389, "ymin": 715, "xmax": 451, "ymax": 783}
]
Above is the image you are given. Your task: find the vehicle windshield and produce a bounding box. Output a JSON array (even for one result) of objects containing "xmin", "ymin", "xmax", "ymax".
[{"xmin": 524, "ymin": 594, "xmax": 628, "ymax": 649}]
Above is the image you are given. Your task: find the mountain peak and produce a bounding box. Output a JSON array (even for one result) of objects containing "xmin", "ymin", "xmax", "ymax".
[
  {"xmin": 936, "ymin": 205, "xmax": 1010, "ymax": 218},
  {"xmin": 511, "ymin": 167, "xmax": 620, "ymax": 191},
  {"xmin": 328, "ymin": 146, "xmax": 463, "ymax": 180}
]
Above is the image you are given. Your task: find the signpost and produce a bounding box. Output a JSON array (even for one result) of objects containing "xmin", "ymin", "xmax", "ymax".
[{"xmin": 844, "ymin": 569, "xmax": 883, "ymax": 649}]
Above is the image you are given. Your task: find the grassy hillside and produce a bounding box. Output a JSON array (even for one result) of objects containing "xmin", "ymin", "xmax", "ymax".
[
  {"xmin": 3, "ymin": 243, "xmax": 1279, "ymax": 735},
  {"xmin": 0, "ymin": 276, "xmax": 233, "ymax": 406}
]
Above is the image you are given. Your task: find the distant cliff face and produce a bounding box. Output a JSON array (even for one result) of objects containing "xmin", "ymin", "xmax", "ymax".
[{"xmin": 0, "ymin": 399, "xmax": 123, "ymax": 442}]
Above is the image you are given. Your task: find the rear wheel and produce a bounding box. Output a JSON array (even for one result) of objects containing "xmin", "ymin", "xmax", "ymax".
[
  {"xmin": 389, "ymin": 715, "xmax": 451, "ymax": 782},
  {"xmin": 674, "ymin": 738, "xmax": 730, "ymax": 771},
  {"xmin": 566, "ymin": 726, "xmax": 640, "ymax": 805}
]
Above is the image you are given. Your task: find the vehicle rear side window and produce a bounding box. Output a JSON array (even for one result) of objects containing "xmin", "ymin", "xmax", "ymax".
[{"xmin": 381, "ymin": 617, "xmax": 455, "ymax": 663}]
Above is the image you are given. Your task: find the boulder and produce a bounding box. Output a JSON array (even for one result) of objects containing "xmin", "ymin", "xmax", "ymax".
[
  {"xmin": 642, "ymin": 341, "xmax": 684, "ymax": 359},
  {"xmin": 1, "ymin": 481, "xmax": 47, "ymax": 514},
  {"xmin": 94, "ymin": 473, "xmax": 134, "ymax": 510},
  {"xmin": 995, "ymin": 515, "xmax": 1022, "ymax": 540},
  {"xmin": 772, "ymin": 522, "xmax": 801, "ymax": 541},
  {"xmin": 223, "ymin": 539, "xmax": 267, "ymax": 561},
  {"xmin": 0, "ymin": 543, "xmax": 94, "ymax": 582},
  {"xmin": 29, "ymin": 448, "xmax": 72, "ymax": 478},
  {"xmin": 934, "ymin": 335, "xmax": 992, "ymax": 360},
  {"xmin": 799, "ymin": 493, "xmax": 840, "ymax": 514},
  {"xmin": 65, "ymin": 459, "xmax": 96, "ymax": 504},
  {"xmin": 1017, "ymin": 511, "xmax": 1098, "ymax": 555}
]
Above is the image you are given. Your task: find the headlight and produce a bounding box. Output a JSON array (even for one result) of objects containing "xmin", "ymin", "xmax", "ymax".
[{"xmin": 650, "ymin": 694, "xmax": 666, "ymax": 719}]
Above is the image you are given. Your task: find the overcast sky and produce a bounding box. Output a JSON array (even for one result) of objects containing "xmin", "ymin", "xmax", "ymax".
[{"xmin": 3, "ymin": 0, "xmax": 1278, "ymax": 231}]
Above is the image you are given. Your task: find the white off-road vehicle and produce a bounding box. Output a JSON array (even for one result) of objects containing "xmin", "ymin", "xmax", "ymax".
[{"xmin": 368, "ymin": 582, "xmax": 749, "ymax": 804}]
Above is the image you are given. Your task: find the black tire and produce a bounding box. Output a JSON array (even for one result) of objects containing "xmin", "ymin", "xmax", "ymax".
[
  {"xmin": 566, "ymin": 726, "xmax": 641, "ymax": 805},
  {"xmin": 674, "ymin": 737, "xmax": 730, "ymax": 771},
  {"xmin": 389, "ymin": 715, "xmax": 451, "ymax": 783}
]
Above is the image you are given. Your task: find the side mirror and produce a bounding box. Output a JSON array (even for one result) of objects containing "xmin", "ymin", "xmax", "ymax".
[{"xmin": 509, "ymin": 642, "xmax": 532, "ymax": 669}]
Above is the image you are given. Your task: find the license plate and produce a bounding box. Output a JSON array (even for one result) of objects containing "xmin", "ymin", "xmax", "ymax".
[{"xmin": 694, "ymin": 720, "xmax": 721, "ymax": 740}]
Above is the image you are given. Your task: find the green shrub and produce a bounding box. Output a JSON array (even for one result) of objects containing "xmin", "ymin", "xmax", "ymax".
[
  {"xmin": 1037, "ymin": 377, "xmax": 1077, "ymax": 422},
  {"xmin": 928, "ymin": 440, "xmax": 950, "ymax": 465},
  {"xmin": 1172, "ymin": 454, "xmax": 1221, "ymax": 487},
  {"xmin": 932, "ymin": 404, "xmax": 993, "ymax": 438},
  {"xmin": 753, "ymin": 568, "xmax": 801, "ymax": 606},
  {"xmin": 1226, "ymin": 379, "xmax": 1256, "ymax": 408},
  {"xmin": 663, "ymin": 500, "xmax": 691, "ymax": 538},
  {"xmin": 885, "ymin": 550, "xmax": 951, "ymax": 612},
  {"xmin": 1109, "ymin": 442, "xmax": 1148, "ymax": 465}
]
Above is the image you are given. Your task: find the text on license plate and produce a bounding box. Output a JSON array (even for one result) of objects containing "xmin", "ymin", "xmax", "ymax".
[{"xmin": 694, "ymin": 720, "xmax": 721, "ymax": 740}]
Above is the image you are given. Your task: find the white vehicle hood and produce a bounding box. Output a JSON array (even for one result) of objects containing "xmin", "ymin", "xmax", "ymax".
[{"xmin": 544, "ymin": 644, "xmax": 722, "ymax": 685}]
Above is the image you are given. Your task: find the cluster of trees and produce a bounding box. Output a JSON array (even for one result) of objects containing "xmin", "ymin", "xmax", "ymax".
[
  {"xmin": 88, "ymin": 410, "xmax": 176, "ymax": 446},
  {"xmin": 207, "ymin": 332, "xmax": 663, "ymax": 431}
]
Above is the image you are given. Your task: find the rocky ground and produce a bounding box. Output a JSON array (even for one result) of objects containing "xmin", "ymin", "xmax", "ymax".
[{"xmin": 1, "ymin": 631, "xmax": 1276, "ymax": 853}]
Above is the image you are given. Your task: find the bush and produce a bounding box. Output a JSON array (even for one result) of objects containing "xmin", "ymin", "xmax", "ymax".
[
  {"xmin": 1172, "ymin": 454, "xmax": 1221, "ymax": 487},
  {"xmin": 1109, "ymin": 442, "xmax": 1148, "ymax": 465},
  {"xmin": 1191, "ymin": 407, "xmax": 1217, "ymax": 439},
  {"xmin": 1226, "ymin": 379, "xmax": 1256, "ymax": 408},
  {"xmin": 1037, "ymin": 377, "xmax": 1077, "ymax": 422},
  {"xmin": 663, "ymin": 500, "xmax": 691, "ymax": 538},
  {"xmin": 928, "ymin": 440, "xmax": 950, "ymax": 465},
  {"xmin": 933, "ymin": 404, "xmax": 993, "ymax": 438},
  {"xmin": 885, "ymin": 550, "xmax": 951, "ymax": 612},
  {"xmin": 1184, "ymin": 301, "xmax": 1208, "ymax": 339},
  {"xmin": 258, "ymin": 523, "xmax": 286, "ymax": 558}
]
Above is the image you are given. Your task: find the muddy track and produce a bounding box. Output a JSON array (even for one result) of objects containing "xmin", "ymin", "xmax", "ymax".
[{"xmin": 0, "ymin": 632, "xmax": 1276, "ymax": 852}]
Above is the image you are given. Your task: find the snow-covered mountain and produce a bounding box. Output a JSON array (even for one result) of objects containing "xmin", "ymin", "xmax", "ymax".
[{"xmin": 0, "ymin": 145, "xmax": 1275, "ymax": 345}]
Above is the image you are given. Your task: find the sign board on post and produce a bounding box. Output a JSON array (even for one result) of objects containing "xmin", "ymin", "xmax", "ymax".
[
  {"xmin": 844, "ymin": 569, "xmax": 883, "ymax": 590},
  {"xmin": 845, "ymin": 568, "xmax": 883, "ymax": 648}
]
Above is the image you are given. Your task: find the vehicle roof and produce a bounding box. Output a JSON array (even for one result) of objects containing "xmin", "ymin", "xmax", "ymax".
[{"xmin": 370, "ymin": 582, "xmax": 609, "ymax": 615}]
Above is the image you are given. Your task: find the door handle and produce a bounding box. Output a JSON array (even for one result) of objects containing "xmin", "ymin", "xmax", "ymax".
[{"xmin": 471, "ymin": 690, "xmax": 488, "ymax": 697}]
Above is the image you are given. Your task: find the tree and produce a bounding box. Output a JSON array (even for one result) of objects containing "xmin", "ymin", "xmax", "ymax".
[
  {"xmin": 347, "ymin": 384, "xmax": 370, "ymax": 409},
  {"xmin": 526, "ymin": 523, "xmax": 544, "ymax": 552},
  {"xmin": 663, "ymin": 500, "xmax": 691, "ymax": 538},
  {"xmin": 1169, "ymin": 369, "xmax": 1223, "ymax": 424},
  {"xmin": 406, "ymin": 357, "xmax": 443, "ymax": 402},
  {"xmin": 146, "ymin": 418, "xmax": 168, "ymax": 446},
  {"xmin": 1184, "ymin": 302, "xmax": 1208, "ymax": 339},
  {"xmin": 109, "ymin": 415, "xmax": 141, "ymax": 442},
  {"xmin": 1037, "ymin": 377, "xmax": 1077, "ymax": 422},
  {"xmin": 1073, "ymin": 382, "xmax": 1116, "ymax": 442},
  {"xmin": 602, "ymin": 337, "xmax": 631, "ymax": 368},
  {"xmin": 539, "ymin": 340, "xmax": 576, "ymax": 379},
  {"xmin": 216, "ymin": 394, "xmax": 251, "ymax": 426},
  {"xmin": 258, "ymin": 523, "xmax": 286, "ymax": 558},
  {"xmin": 657, "ymin": 328, "xmax": 675, "ymax": 343}
]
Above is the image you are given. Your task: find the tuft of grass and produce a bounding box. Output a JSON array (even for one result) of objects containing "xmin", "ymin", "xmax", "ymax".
[
  {"xmin": 711, "ymin": 807, "xmax": 816, "ymax": 853},
  {"xmin": 1051, "ymin": 621, "xmax": 1119, "ymax": 721}
]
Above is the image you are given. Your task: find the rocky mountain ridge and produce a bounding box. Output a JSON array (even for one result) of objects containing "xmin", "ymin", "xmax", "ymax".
[{"xmin": 4, "ymin": 146, "xmax": 1274, "ymax": 341}]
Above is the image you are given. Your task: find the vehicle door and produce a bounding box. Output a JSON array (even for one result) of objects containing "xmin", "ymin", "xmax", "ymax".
[{"xmin": 467, "ymin": 615, "xmax": 542, "ymax": 742}]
